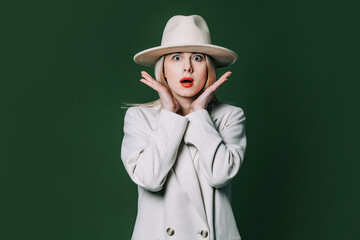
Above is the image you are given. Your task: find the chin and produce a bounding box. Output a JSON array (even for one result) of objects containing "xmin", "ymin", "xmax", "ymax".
[{"xmin": 175, "ymin": 89, "xmax": 201, "ymax": 98}]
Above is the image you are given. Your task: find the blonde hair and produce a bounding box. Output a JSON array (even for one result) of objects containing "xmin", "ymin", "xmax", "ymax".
[{"xmin": 121, "ymin": 54, "xmax": 219, "ymax": 110}]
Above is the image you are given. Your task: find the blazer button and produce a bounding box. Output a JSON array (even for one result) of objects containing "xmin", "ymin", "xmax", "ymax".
[
  {"xmin": 200, "ymin": 230, "xmax": 208, "ymax": 238},
  {"xmin": 166, "ymin": 227, "xmax": 175, "ymax": 236}
]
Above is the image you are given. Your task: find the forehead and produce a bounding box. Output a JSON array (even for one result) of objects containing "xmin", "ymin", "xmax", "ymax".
[{"xmin": 164, "ymin": 52, "xmax": 205, "ymax": 60}]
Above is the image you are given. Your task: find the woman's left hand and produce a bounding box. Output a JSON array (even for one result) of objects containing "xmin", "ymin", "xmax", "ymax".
[{"xmin": 189, "ymin": 71, "xmax": 232, "ymax": 114}]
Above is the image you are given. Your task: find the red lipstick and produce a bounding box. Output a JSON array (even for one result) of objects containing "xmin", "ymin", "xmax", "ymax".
[{"xmin": 180, "ymin": 77, "xmax": 194, "ymax": 88}]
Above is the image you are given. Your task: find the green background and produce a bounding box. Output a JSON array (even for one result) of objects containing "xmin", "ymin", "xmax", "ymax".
[{"xmin": 2, "ymin": 0, "xmax": 359, "ymax": 239}]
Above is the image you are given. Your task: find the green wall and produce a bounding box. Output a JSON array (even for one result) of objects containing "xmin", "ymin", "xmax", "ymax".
[{"xmin": 2, "ymin": 0, "xmax": 358, "ymax": 239}]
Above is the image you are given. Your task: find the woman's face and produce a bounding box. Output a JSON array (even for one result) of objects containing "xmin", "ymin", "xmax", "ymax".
[{"xmin": 163, "ymin": 52, "xmax": 207, "ymax": 99}]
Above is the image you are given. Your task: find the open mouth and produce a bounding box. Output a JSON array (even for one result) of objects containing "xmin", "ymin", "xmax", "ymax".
[{"xmin": 180, "ymin": 77, "xmax": 194, "ymax": 87}]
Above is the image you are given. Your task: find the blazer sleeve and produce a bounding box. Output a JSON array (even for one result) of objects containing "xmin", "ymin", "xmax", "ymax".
[
  {"xmin": 121, "ymin": 107, "xmax": 189, "ymax": 192},
  {"xmin": 183, "ymin": 107, "xmax": 247, "ymax": 188}
]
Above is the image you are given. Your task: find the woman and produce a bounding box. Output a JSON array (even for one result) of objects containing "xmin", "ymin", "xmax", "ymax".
[{"xmin": 121, "ymin": 15, "xmax": 247, "ymax": 240}]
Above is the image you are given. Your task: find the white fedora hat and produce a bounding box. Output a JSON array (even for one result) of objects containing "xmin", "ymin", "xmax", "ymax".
[{"xmin": 133, "ymin": 15, "xmax": 238, "ymax": 68}]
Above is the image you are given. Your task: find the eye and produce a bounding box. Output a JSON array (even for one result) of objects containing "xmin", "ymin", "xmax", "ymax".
[
  {"xmin": 193, "ymin": 55, "xmax": 203, "ymax": 61},
  {"xmin": 172, "ymin": 55, "xmax": 181, "ymax": 61}
]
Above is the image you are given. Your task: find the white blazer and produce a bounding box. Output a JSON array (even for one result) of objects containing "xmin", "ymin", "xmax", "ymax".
[{"xmin": 121, "ymin": 101, "xmax": 247, "ymax": 240}]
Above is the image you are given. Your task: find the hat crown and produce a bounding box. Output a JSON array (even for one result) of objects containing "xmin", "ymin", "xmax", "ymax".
[
  {"xmin": 161, "ymin": 15, "xmax": 211, "ymax": 46},
  {"xmin": 133, "ymin": 14, "xmax": 238, "ymax": 68}
]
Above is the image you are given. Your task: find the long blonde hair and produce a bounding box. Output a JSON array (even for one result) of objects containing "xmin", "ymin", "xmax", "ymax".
[{"xmin": 121, "ymin": 54, "xmax": 219, "ymax": 110}]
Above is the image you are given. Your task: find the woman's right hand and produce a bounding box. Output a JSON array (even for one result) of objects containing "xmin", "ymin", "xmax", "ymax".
[{"xmin": 140, "ymin": 71, "xmax": 180, "ymax": 113}]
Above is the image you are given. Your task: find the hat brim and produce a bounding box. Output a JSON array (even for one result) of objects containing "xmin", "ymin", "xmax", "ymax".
[{"xmin": 133, "ymin": 44, "xmax": 238, "ymax": 68}]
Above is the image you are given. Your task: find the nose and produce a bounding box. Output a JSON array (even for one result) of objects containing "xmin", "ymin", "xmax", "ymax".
[{"xmin": 183, "ymin": 57, "xmax": 193, "ymax": 73}]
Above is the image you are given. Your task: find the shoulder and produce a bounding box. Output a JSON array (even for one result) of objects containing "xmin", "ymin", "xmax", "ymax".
[
  {"xmin": 210, "ymin": 101, "xmax": 246, "ymax": 120},
  {"xmin": 123, "ymin": 105, "xmax": 162, "ymax": 132},
  {"xmin": 208, "ymin": 102, "xmax": 246, "ymax": 132},
  {"xmin": 125, "ymin": 104, "xmax": 161, "ymax": 119}
]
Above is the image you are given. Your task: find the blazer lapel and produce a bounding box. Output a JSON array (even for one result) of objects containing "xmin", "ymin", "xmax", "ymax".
[{"xmin": 173, "ymin": 141, "xmax": 208, "ymax": 228}]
